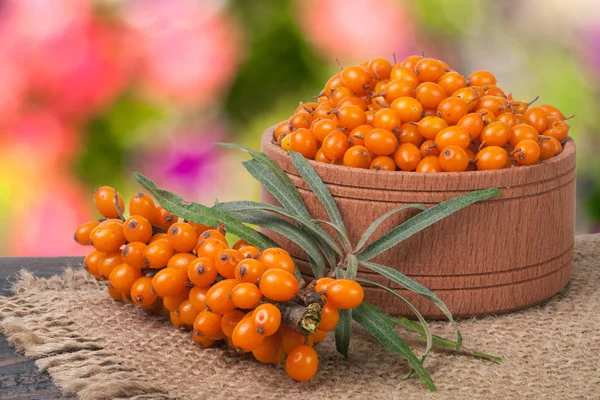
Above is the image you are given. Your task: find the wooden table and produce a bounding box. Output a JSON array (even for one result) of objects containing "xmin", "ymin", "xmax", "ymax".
[{"xmin": 0, "ymin": 257, "xmax": 83, "ymax": 400}]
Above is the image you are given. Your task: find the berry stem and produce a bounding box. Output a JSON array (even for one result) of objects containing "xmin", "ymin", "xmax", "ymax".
[{"xmin": 280, "ymin": 302, "xmax": 322, "ymax": 335}]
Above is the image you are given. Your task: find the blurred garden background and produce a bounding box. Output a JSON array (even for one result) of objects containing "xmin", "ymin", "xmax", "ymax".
[{"xmin": 0, "ymin": 0, "xmax": 598, "ymax": 256}]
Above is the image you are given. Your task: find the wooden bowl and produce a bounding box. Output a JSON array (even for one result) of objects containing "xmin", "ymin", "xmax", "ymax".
[{"xmin": 260, "ymin": 128, "xmax": 576, "ymax": 318}]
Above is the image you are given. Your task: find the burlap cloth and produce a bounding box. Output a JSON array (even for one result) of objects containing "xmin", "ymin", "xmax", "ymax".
[{"xmin": 1, "ymin": 235, "xmax": 599, "ymax": 400}]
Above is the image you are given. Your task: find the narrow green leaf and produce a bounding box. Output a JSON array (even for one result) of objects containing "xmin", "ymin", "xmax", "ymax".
[
  {"xmin": 346, "ymin": 254, "xmax": 358, "ymax": 280},
  {"xmin": 214, "ymin": 200, "xmax": 343, "ymax": 256},
  {"xmin": 353, "ymin": 303, "xmax": 435, "ymax": 391},
  {"xmin": 134, "ymin": 173, "xmax": 276, "ymax": 250},
  {"xmin": 316, "ymin": 239, "xmax": 338, "ymax": 272},
  {"xmin": 359, "ymin": 259, "xmax": 461, "ymax": 349},
  {"xmin": 354, "ymin": 204, "xmax": 428, "ymax": 254},
  {"xmin": 288, "ymin": 151, "xmax": 348, "ymax": 242},
  {"xmin": 217, "ymin": 142, "xmax": 310, "ymax": 218},
  {"xmin": 335, "ymin": 309, "xmax": 352, "ymax": 357},
  {"xmin": 311, "ymin": 219, "xmax": 352, "ymax": 253},
  {"xmin": 224, "ymin": 209, "xmax": 326, "ymax": 279},
  {"xmin": 357, "ymin": 188, "xmax": 501, "ymax": 261}
]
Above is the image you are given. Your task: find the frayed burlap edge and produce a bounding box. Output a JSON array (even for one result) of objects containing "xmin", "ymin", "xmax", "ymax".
[{"xmin": 0, "ymin": 269, "xmax": 170, "ymax": 400}]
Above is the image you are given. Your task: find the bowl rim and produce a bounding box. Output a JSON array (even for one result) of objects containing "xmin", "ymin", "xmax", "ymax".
[{"xmin": 261, "ymin": 125, "xmax": 576, "ymax": 191}]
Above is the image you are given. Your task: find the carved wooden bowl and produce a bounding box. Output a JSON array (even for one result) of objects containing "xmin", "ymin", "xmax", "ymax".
[{"xmin": 260, "ymin": 128, "xmax": 576, "ymax": 318}]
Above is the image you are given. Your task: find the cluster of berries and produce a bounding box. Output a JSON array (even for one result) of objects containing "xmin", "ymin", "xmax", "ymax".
[
  {"xmin": 74, "ymin": 186, "xmax": 364, "ymax": 381},
  {"xmin": 273, "ymin": 55, "xmax": 571, "ymax": 172}
]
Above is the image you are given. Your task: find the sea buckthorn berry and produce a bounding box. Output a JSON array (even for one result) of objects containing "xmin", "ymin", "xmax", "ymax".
[
  {"xmin": 382, "ymin": 79, "xmax": 417, "ymax": 104},
  {"xmin": 326, "ymin": 279, "xmax": 364, "ymax": 309},
  {"xmin": 131, "ymin": 276, "xmax": 157, "ymax": 307},
  {"xmin": 343, "ymin": 145, "xmax": 371, "ymax": 169},
  {"xmin": 539, "ymin": 136, "xmax": 562, "ymax": 160},
  {"xmin": 348, "ymin": 125, "xmax": 371, "ymax": 146},
  {"xmin": 289, "ymin": 111, "xmax": 312, "ymax": 131},
  {"xmin": 239, "ymin": 245, "xmax": 261, "ymax": 259},
  {"xmin": 143, "ymin": 240, "xmax": 175, "ymax": 269},
  {"xmin": 322, "ymin": 131, "xmax": 350, "ymax": 161},
  {"xmin": 457, "ymin": 113, "xmax": 484, "ymax": 139},
  {"xmin": 475, "ymin": 146, "xmax": 508, "ymax": 170},
  {"xmin": 365, "ymin": 109, "xmax": 376, "ymax": 125},
  {"xmin": 259, "ymin": 248, "xmax": 295, "ymax": 274},
  {"xmin": 416, "ymin": 155, "xmax": 443, "ymax": 173},
  {"xmin": 200, "ymin": 228, "xmax": 227, "ymax": 244},
  {"xmin": 107, "ymin": 282, "xmax": 123, "ymax": 300},
  {"xmin": 524, "ymin": 106, "xmax": 549, "ymax": 133},
  {"xmin": 84, "ymin": 250, "xmax": 103, "ymax": 279},
  {"xmin": 205, "ymin": 279, "xmax": 238, "ymax": 314},
  {"xmin": 367, "ymin": 57, "xmax": 392, "ymax": 80},
  {"xmin": 109, "ymin": 264, "xmax": 142, "ymax": 294},
  {"xmin": 235, "ymin": 259, "xmax": 265, "ymax": 284},
  {"xmin": 253, "ymin": 333, "xmax": 285, "ymax": 364},
  {"xmin": 478, "ymin": 109, "xmax": 496, "ymax": 125},
  {"xmin": 397, "ymin": 122, "xmax": 423, "ymax": 146},
  {"xmin": 129, "ymin": 192, "xmax": 156, "ymax": 222},
  {"xmin": 435, "ymin": 126, "xmax": 471, "ymax": 150},
  {"xmin": 221, "ymin": 310, "xmax": 245, "ymax": 338},
  {"xmin": 340, "ymin": 65, "xmax": 371, "ymax": 95},
  {"xmin": 192, "ymin": 333, "xmax": 215, "ymax": 348},
  {"xmin": 315, "ymin": 277, "xmax": 334, "ymax": 293},
  {"xmin": 544, "ymin": 120, "xmax": 570, "ymax": 142},
  {"xmin": 437, "ymin": 71, "xmax": 468, "ymax": 96},
  {"xmin": 154, "ymin": 205, "xmax": 178, "ymax": 231},
  {"xmin": 231, "ymin": 283, "xmax": 263, "ymax": 309},
  {"xmin": 420, "ymin": 140, "xmax": 440, "ymax": 157},
  {"xmin": 415, "ymin": 58, "xmax": 445, "ymax": 82},
  {"xmin": 509, "ymin": 124, "xmax": 539, "ymax": 147},
  {"xmin": 260, "ymin": 269, "xmax": 300, "ymax": 302},
  {"xmin": 480, "ymin": 121, "xmax": 511, "ymax": 147},
  {"xmin": 170, "ymin": 310, "xmax": 188, "ymax": 330},
  {"xmin": 215, "ymin": 249, "xmax": 244, "ymax": 279},
  {"xmin": 232, "ymin": 239, "xmax": 251, "ymax": 251},
  {"xmin": 286, "ymin": 345, "xmax": 319, "ymax": 382},
  {"xmin": 513, "ymin": 139, "xmax": 540, "ymax": 165},
  {"xmin": 484, "ymin": 85, "xmax": 506, "ymax": 98},
  {"xmin": 177, "ymin": 300, "xmax": 199, "ymax": 326},
  {"xmin": 393, "ymin": 143, "xmax": 422, "ymax": 171},
  {"xmin": 93, "ymin": 186, "xmax": 124, "ymax": 219},
  {"xmin": 324, "ymin": 73, "xmax": 343, "ymax": 95},
  {"xmin": 373, "ymin": 108, "xmax": 401, "ymax": 132},
  {"xmin": 167, "ymin": 253, "xmax": 196, "ymax": 271},
  {"xmin": 90, "ymin": 221, "xmax": 126, "ymax": 253},
  {"xmin": 315, "ymin": 149, "xmax": 333, "ymax": 164},
  {"xmin": 189, "ymin": 286, "xmax": 208, "ymax": 312},
  {"xmin": 415, "ymin": 82, "xmax": 447, "ymax": 109},
  {"xmin": 334, "ymin": 105, "xmax": 367, "ymax": 130},
  {"xmin": 370, "ymin": 155, "xmax": 396, "ymax": 171},
  {"xmin": 399, "ymin": 54, "xmax": 423, "ymax": 70},
  {"xmin": 74, "ymin": 220, "xmax": 100, "ymax": 245},
  {"xmin": 296, "ymin": 102, "xmax": 318, "ymax": 114},
  {"xmin": 468, "ymin": 70, "xmax": 497, "ymax": 87},
  {"xmin": 364, "ymin": 128, "xmax": 398, "ymax": 156},
  {"xmin": 197, "ymin": 238, "xmax": 229, "ymax": 261},
  {"xmin": 163, "ymin": 289, "xmax": 190, "ymax": 312},
  {"xmin": 539, "ymin": 104, "xmax": 565, "ymax": 120},
  {"xmin": 390, "ymin": 97, "xmax": 423, "ymax": 122},
  {"xmin": 496, "ymin": 112, "xmax": 517, "ymax": 128},
  {"xmin": 338, "ymin": 96, "xmax": 367, "ymax": 110},
  {"xmin": 98, "ymin": 252, "xmax": 123, "ymax": 281},
  {"xmin": 330, "ymin": 87, "xmax": 353, "ymax": 107},
  {"xmin": 281, "ymin": 327, "xmax": 305, "ymax": 354},
  {"xmin": 311, "ymin": 119, "xmax": 338, "ymax": 142},
  {"xmin": 187, "ymin": 257, "xmax": 217, "ymax": 287},
  {"xmin": 281, "ymin": 134, "xmax": 292, "ymax": 151},
  {"xmin": 437, "ymin": 97, "xmax": 468, "ymax": 125},
  {"xmin": 274, "ymin": 120, "xmax": 291, "ymax": 142},
  {"xmin": 308, "ymin": 329, "xmax": 328, "ymax": 345},
  {"xmin": 122, "ymin": 242, "xmax": 147, "ymax": 269},
  {"xmin": 151, "ymin": 267, "xmax": 188, "ymax": 297},
  {"xmin": 439, "ymin": 146, "xmax": 469, "ymax": 172},
  {"xmin": 167, "ymin": 222, "xmax": 198, "ymax": 253},
  {"xmin": 290, "ymin": 128, "xmax": 318, "ymax": 159},
  {"xmin": 194, "ymin": 310, "xmax": 222, "ymax": 338},
  {"xmin": 123, "ymin": 215, "xmax": 153, "ymax": 244},
  {"xmin": 476, "ymin": 96, "xmax": 507, "ymax": 116},
  {"xmin": 452, "ymin": 87, "xmax": 480, "ymax": 111},
  {"xmin": 149, "ymin": 233, "xmax": 168, "ymax": 243},
  {"xmin": 232, "ymin": 317, "xmax": 264, "ymax": 351},
  {"xmin": 253, "ymin": 303, "xmax": 282, "ymax": 336},
  {"xmin": 318, "ymin": 302, "xmax": 340, "ymax": 331}
]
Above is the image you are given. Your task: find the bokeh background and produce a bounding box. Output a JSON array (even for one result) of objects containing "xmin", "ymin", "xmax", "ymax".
[{"xmin": 0, "ymin": 0, "xmax": 598, "ymax": 256}]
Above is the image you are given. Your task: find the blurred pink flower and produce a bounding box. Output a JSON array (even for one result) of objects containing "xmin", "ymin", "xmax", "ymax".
[
  {"xmin": 123, "ymin": 0, "xmax": 242, "ymax": 107},
  {"xmin": 295, "ymin": 0, "xmax": 415, "ymax": 62},
  {"xmin": 9, "ymin": 174, "xmax": 92, "ymax": 257}
]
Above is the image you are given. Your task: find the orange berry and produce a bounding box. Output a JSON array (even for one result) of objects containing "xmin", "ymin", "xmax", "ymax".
[
  {"xmin": 107, "ymin": 282, "xmax": 123, "ymax": 300},
  {"xmin": 539, "ymin": 104, "xmax": 565, "ymax": 120},
  {"xmin": 452, "ymin": 87, "xmax": 480, "ymax": 111},
  {"xmin": 151, "ymin": 267, "xmax": 188, "ymax": 297},
  {"xmin": 194, "ymin": 309, "xmax": 222, "ymax": 338},
  {"xmin": 177, "ymin": 299, "xmax": 199, "ymax": 326},
  {"xmin": 308, "ymin": 329, "xmax": 328, "ymax": 344},
  {"xmin": 417, "ymin": 115, "xmax": 448, "ymax": 140},
  {"xmin": 318, "ymin": 302, "xmax": 340, "ymax": 331},
  {"xmin": 98, "ymin": 251, "xmax": 123, "ymax": 281},
  {"xmin": 416, "ymin": 155, "xmax": 443, "ymax": 173},
  {"xmin": 397, "ymin": 122, "xmax": 423, "ymax": 146},
  {"xmin": 109, "ymin": 264, "xmax": 142, "ymax": 294},
  {"xmin": 393, "ymin": 143, "xmax": 422, "ymax": 171},
  {"xmin": 221, "ymin": 310, "xmax": 245, "ymax": 338},
  {"xmin": 370, "ymin": 155, "xmax": 396, "ymax": 171},
  {"xmin": 382, "ymin": 79, "xmax": 417, "ymax": 103},
  {"xmin": 315, "ymin": 277, "xmax": 335, "ymax": 294},
  {"xmin": 437, "ymin": 97, "xmax": 469, "ymax": 125},
  {"xmin": 130, "ymin": 276, "xmax": 157, "ymax": 307},
  {"xmin": 187, "ymin": 222, "xmax": 212, "ymax": 237},
  {"xmin": 128, "ymin": 192, "xmax": 156, "ymax": 222},
  {"xmin": 169, "ymin": 310, "xmax": 188, "ymax": 330},
  {"xmin": 415, "ymin": 58, "xmax": 445, "ymax": 82},
  {"xmin": 192, "ymin": 333, "xmax": 215, "ymax": 348},
  {"xmin": 196, "ymin": 238, "xmax": 228, "ymax": 261},
  {"xmin": 311, "ymin": 119, "xmax": 339, "ymax": 142},
  {"xmin": 391, "ymin": 63, "xmax": 420, "ymax": 83},
  {"xmin": 435, "ymin": 126, "xmax": 471, "ymax": 150},
  {"xmin": 415, "ymin": 82, "xmax": 447, "ymax": 109},
  {"xmin": 231, "ymin": 283, "xmax": 263, "ymax": 309},
  {"xmin": 154, "ymin": 205, "xmax": 178, "ymax": 231},
  {"xmin": 437, "ymin": 71, "xmax": 468, "ymax": 96},
  {"xmin": 163, "ymin": 288, "xmax": 190, "ymax": 312},
  {"xmin": 286, "ymin": 345, "xmax": 319, "ymax": 382},
  {"xmin": 322, "ymin": 130, "xmax": 350, "ymax": 162},
  {"xmin": 539, "ymin": 136, "xmax": 562, "ymax": 160},
  {"xmin": 232, "ymin": 239, "xmax": 251, "ymax": 251},
  {"xmin": 468, "ymin": 70, "xmax": 497, "ymax": 87},
  {"xmin": 93, "ymin": 186, "xmax": 124, "ymax": 219},
  {"xmin": 232, "ymin": 317, "xmax": 264, "ymax": 351},
  {"xmin": 476, "ymin": 146, "xmax": 508, "ymax": 170},
  {"xmin": 123, "ymin": 215, "xmax": 153, "ymax": 244},
  {"xmin": 513, "ymin": 139, "xmax": 540, "ymax": 165},
  {"xmin": 326, "ymin": 279, "xmax": 364, "ymax": 309},
  {"xmin": 439, "ymin": 145, "xmax": 470, "ymax": 172},
  {"xmin": 252, "ymin": 333, "xmax": 285, "ymax": 364},
  {"xmin": 239, "ymin": 245, "xmax": 261, "ymax": 259},
  {"xmin": 367, "ymin": 57, "xmax": 392, "ymax": 80},
  {"xmin": 90, "ymin": 221, "xmax": 126, "ymax": 253},
  {"xmin": 335, "ymin": 104, "xmax": 367, "ymax": 131},
  {"xmin": 215, "ymin": 249, "xmax": 244, "ymax": 279},
  {"xmin": 74, "ymin": 220, "xmax": 100, "ymax": 246},
  {"xmin": 480, "ymin": 121, "xmax": 511, "ymax": 147},
  {"xmin": 143, "ymin": 240, "xmax": 175, "ymax": 269},
  {"xmin": 281, "ymin": 327, "xmax": 305, "ymax": 354},
  {"xmin": 290, "ymin": 128, "xmax": 318, "ymax": 159},
  {"xmin": 372, "ymin": 108, "xmax": 401, "ymax": 132},
  {"xmin": 420, "ymin": 140, "xmax": 440, "ymax": 157},
  {"xmin": 509, "ymin": 124, "xmax": 539, "ymax": 147},
  {"xmin": 168, "ymin": 222, "xmax": 198, "ymax": 253},
  {"xmin": 340, "ymin": 65, "xmax": 371, "ymax": 95},
  {"xmin": 83, "ymin": 250, "xmax": 103, "ymax": 279},
  {"xmin": 364, "ymin": 128, "xmax": 398, "ymax": 156},
  {"xmin": 476, "ymin": 95, "xmax": 507, "ymax": 117},
  {"xmin": 205, "ymin": 279, "xmax": 238, "ymax": 315},
  {"xmin": 259, "ymin": 248, "xmax": 296, "ymax": 274},
  {"xmin": 120, "ymin": 242, "xmax": 146, "ymax": 269},
  {"xmin": 343, "ymin": 145, "xmax": 371, "ymax": 169},
  {"xmin": 253, "ymin": 303, "xmax": 282, "ymax": 336},
  {"xmin": 496, "ymin": 112, "xmax": 517, "ymax": 128},
  {"xmin": 544, "ymin": 120, "xmax": 570, "ymax": 142},
  {"xmin": 259, "ymin": 269, "xmax": 300, "ymax": 302},
  {"xmin": 167, "ymin": 253, "xmax": 197, "ymax": 271},
  {"xmin": 199, "ymin": 229, "xmax": 227, "ymax": 244},
  {"xmin": 234, "ymin": 259, "xmax": 265, "ymax": 284},
  {"xmin": 185, "ymin": 256, "xmax": 217, "ymax": 288},
  {"xmin": 149, "ymin": 233, "xmax": 168, "ymax": 243},
  {"xmin": 523, "ymin": 106, "xmax": 549, "ymax": 133},
  {"xmin": 390, "ymin": 97, "xmax": 423, "ymax": 122},
  {"xmin": 189, "ymin": 286, "xmax": 208, "ymax": 312}
]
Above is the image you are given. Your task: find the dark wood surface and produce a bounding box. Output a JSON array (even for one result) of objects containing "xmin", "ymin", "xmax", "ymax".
[{"xmin": 0, "ymin": 257, "xmax": 84, "ymax": 400}]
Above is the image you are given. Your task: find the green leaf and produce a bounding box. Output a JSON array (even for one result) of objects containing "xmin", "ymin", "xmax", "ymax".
[
  {"xmin": 217, "ymin": 143, "xmax": 310, "ymax": 218},
  {"xmin": 214, "ymin": 200, "xmax": 343, "ymax": 256},
  {"xmin": 311, "ymin": 219, "xmax": 352, "ymax": 253},
  {"xmin": 346, "ymin": 254, "xmax": 358, "ymax": 280},
  {"xmin": 354, "ymin": 204, "xmax": 428, "ymax": 254},
  {"xmin": 356, "ymin": 278, "xmax": 433, "ymax": 364},
  {"xmin": 359, "ymin": 259, "xmax": 461, "ymax": 349},
  {"xmin": 288, "ymin": 151, "xmax": 348, "ymax": 243},
  {"xmin": 357, "ymin": 188, "xmax": 501, "ymax": 261},
  {"xmin": 133, "ymin": 173, "xmax": 276, "ymax": 250},
  {"xmin": 224, "ymin": 209, "xmax": 326, "ymax": 279},
  {"xmin": 335, "ymin": 309, "xmax": 352, "ymax": 358},
  {"xmin": 353, "ymin": 303, "xmax": 435, "ymax": 391}
]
